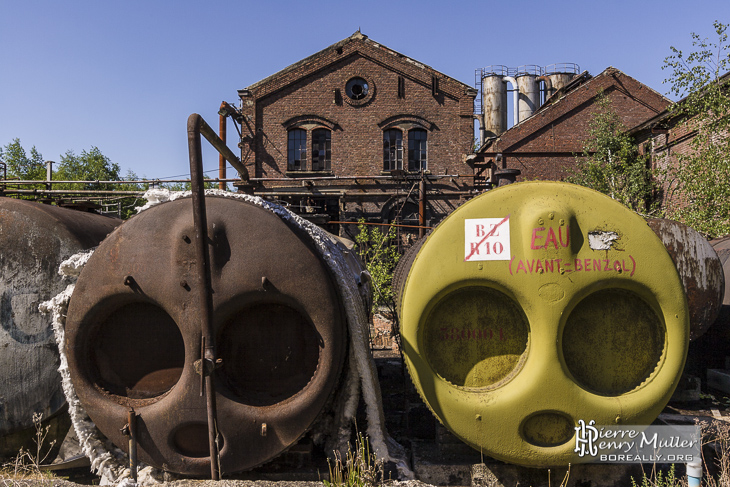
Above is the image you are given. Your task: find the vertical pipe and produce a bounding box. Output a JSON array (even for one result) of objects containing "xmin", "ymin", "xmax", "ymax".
[
  {"xmin": 219, "ymin": 103, "xmax": 227, "ymax": 190},
  {"xmin": 537, "ymin": 75, "xmax": 552, "ymax": 106},
  {"xmin": 187, "ymin": 113, "xmax": 220, "ymax": 481},
  {"xmin": 687, "ymin": 460, "xmax": 702, "ymax": 487},
  {"xmin": 45, "ymin": 161, "xmax": 53, "ymax": 192},
  {"xmin": 418, "ymin": 177, "xmax": 426, "ymax": 239},
  {"xmin": 502, "ymin": 76, "xmax": 519, "ymax": 127},
  {"xmin": 128, "ymin": 408, "xmax": 137, "ymax": 483}
]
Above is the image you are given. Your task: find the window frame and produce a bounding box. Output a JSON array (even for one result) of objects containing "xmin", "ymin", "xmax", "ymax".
[
  {"xmin": 408, "ymin": 128, "xmax": 428, "ymax": 172},
  {"xmin": 311, "ymin": 128, "xmax": 332, "ymax": 171},
  {"xmin": 383, "ymin": 129, "xmax": 403, "ymax": 171},
  {"xmin": 287, "ymin": 128, "xmax": 307, "ymax": 171}
]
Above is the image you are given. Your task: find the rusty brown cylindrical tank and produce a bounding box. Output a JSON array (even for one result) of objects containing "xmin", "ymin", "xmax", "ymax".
[
  {"xmin": 646, "ymin": 218, "xmax": 724, "ymax": 340},
  {"xmin": 0, "ymin": 198, "xmax": 120, "ymax": 458},
  {"xmin": 64, "ymin": 196, "xmax": 350, "ymax": 476}
]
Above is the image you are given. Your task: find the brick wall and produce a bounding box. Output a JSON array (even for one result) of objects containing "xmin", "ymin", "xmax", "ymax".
[
  {"xmin": 236, "ymin": 34, "xmax": 477, "ymax": 230},
  {"xmin": 244, "ymin": 56, "xmax": 474, "ymax": 179}
]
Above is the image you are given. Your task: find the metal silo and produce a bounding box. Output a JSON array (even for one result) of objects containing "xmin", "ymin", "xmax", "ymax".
[
  {"xmin": 481, "ymin": 65, "xmax": 509, "ymax": 138},
  {"xmin": 544, "ymin": 63, "xmax": 580, "ymax": 98},
  {"xmin": 515, "ymin": 65, "xmax": 541, "ymax": 123}
]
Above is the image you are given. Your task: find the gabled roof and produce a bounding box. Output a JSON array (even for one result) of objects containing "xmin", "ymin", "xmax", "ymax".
[
  {"xmin": 476, "ymin": 67, "xmax": 671, "ymax": 155},
  {"xmin": 630, "ymin": 70, "xmax": 730, "ymax": 135},
  {"xmin": 242, "ymin": 31, "xmax": 476, "ymax": 100}
]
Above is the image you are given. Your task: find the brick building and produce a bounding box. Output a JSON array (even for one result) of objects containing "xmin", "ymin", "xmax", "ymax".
[
  {"xmin": 229, "ymin": 31, "xmax": 478, "ymax": 239},
  {"xmin": 631, "ymin": 71, "xmax": 730, "ymax": 211},
  {"xmin": 469, "ymin": 67, "xmax": 671, "ymax": 184}
]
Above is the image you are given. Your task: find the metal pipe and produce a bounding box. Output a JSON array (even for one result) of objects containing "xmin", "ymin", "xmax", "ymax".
[
  {"xmin": 197, "ymin": 115, "xmax": 249, "ymax": 181},
  {"xmin": 128, "ymin": 408, "xmax": 137, "ymax": 483},
  {"xmin": 537, "ymin": 75, "xmax": 552, "ymax": 105},
  {"xmin": 187, "ymin": 113, "xmax": 220, "ymax": 480},
  {"xmin": 418, "ymin": 177, "xmax": 426, "ymax": 239},
  {"xmin": 45, "ymin": 161, "xmax": 53, "ymax": 192},
  {"xmin": 687, "ymin": 460, "xmax": 702, "ymax": 487},
  {"xmin": 2, "ymin": 189, "xmax": 144, "ymax": 195},
  {"xmin": 6, "ymin": 173, "xmax": 473, "ymax": 185},
  {"xmin": 219, "ymin": 103, "xmax": 227, "ymax": 190},
  {"xmin": 329, "ymin": 221, "xmax": 433, "ymax": 230},
  {"xmin": 502, "ymin": 76, "xmax": 519, "ymax": 127}
]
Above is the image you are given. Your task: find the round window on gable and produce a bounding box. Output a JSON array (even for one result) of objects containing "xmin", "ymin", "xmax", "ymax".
[{"xmin": 346, "ymin": 78, "xmax": 369, "ymax": 100}]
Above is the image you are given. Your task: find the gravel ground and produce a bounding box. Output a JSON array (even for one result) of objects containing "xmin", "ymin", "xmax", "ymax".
[{"xmin": 0, "ymin": 480, "xmax": 434, "ymax": 487}]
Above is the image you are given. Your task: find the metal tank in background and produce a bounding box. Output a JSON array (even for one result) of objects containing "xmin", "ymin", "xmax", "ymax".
[
  {"xmin": 0, "ymin": 198, "xmax": 120, "ymax": 459},
  {"xmin": 646, "ymin": 218, "xmax": 724, "ymax": 341},
  {"xmin": 476, "ymin": 63, "xmax": 580, "ymax": 142},
  {"xmin": 544, "ymin": 63, "xmax": 581, "ymax": 99},
  {"xmin": 515, "ymin": 66, "xmax": 541, "ymax": 123},
  {"xmin": 481, "ymin": 66, "xmax": 509, "ymax": 139}
]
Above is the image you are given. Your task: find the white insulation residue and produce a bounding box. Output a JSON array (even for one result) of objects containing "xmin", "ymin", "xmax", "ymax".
[
  {"xmin": 40, "ymin": 188, "xmax": 413, "ymax": 483},
  {"xmin": 57, "ymin": 249, "xmax": 95, "ymax": 278},
  {"xmin": 40, "ymin": 261, "xmax": 162, "ymax": 486}
]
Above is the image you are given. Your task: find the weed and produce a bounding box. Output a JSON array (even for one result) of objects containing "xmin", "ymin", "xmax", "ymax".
[
  {"xmin": 700, "ymin": 420, "xmax": 730, "ymax": 487},
  {"xmin": 0, "ymin": 413, "xmax": 57, "ymax": 486},
  {"xmin": 631, "ymin": 464, "xmax": 682, "ymax": 487},
  {"xmin": 323, "ymin": 432, "xmax": 386, "ymax": 487}
]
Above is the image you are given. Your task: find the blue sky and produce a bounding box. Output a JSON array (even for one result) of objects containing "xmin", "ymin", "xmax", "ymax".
[{"xmin": 1, "ymin": 0, "xmax": 727, "ymax": 181}]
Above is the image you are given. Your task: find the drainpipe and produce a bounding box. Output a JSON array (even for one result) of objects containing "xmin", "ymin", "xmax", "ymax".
[
  {"xmin": 418, "ymin": 175, "xmax": 426, "ymax": 239},
  {"xmin": 502, "ymin": 76, "xmax": 519, "ymax": 127},
  {"xmin": 537, "ymin": 75, "xmax": 552, "ymax": 106},
  {"xmin": 475, "ymin": 114, "xmax": 486, "ymax": 147},
  {"xmin": 218, "ymin": 102, "xmax": 227, "ymax": 190}
]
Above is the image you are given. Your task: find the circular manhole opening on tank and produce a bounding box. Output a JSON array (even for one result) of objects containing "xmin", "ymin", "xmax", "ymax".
[
  {"xmin": 423, "ymin": 286, "xmax": 529, "ymax": 389},
  {"xmin": 217, "ymin": 302, "xmax": 320, "ymax": 406},
  {"xmin": 88, "ymin": 302, "xmax": 185, "ymax": 401},
  {"xmin": 562, "ymin": 289, "xmax": 665, "ymax": 395}
]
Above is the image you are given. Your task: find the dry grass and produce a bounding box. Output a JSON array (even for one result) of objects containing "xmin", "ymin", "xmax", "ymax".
[
  {"xmin": 699, "ymin": 420, "xmax": 730, "ymax": 487},
  {"xmin": 323, "ymin": 433, "xmax": 387, "ymax": 487},
  {"xmin": 0, "ymin": 413, "xmax": 57, "ymax": 487}
]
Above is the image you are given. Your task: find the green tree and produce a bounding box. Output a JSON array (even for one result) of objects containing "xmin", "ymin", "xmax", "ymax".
[
  {"xmin": 1, "ymin": 138, "xmax": 46, "ymax": 179},
  {"xmin": 662, "ymin": 20, "xmax": 730, "ymax": 237},
  {"xmin": 53, "ymin": 147, "xmax": 123, "ymax": 191},
  {"xmin": 354, "ymin": 220, "xmax": 401, "ymax": 313},
  {"xmin": 1, "ymin": 140, "xmax": 146, "ymax": 218},
  {"xmin": 566, "ymin": 94, "xmax": 661, "ymax": 214}
]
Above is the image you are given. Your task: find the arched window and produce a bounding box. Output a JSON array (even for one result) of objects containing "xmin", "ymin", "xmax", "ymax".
[
  {"xmin": 311, "ymin": 129, "xmax": 331, "ymax": 171},
  {"xmin": 408, "ymin": 129, "xmax": 427, "ymax": 172},
  {"xmin": 383, "ymin": 129, "xmax": 403, "ymax": 171},
  {"xmin": 288, "ymin": 129, "xmax": 306, "ymax": 171}
]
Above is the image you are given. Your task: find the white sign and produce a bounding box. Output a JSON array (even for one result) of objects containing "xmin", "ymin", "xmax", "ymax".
[{"xmin": 464, "ymin": 216, "xmax": 510, "ymax": 261}]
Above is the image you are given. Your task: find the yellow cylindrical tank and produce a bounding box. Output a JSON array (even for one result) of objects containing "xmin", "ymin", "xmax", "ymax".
[{"xmin": 397, "ymin": 181, "xmax": 689, "ymax": 466}]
